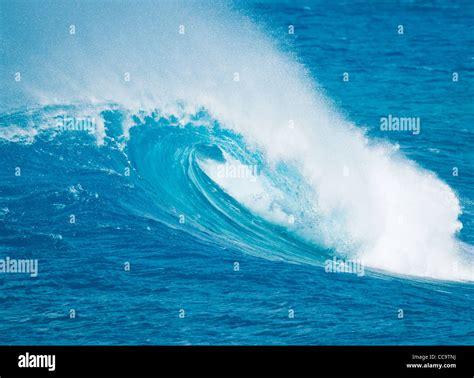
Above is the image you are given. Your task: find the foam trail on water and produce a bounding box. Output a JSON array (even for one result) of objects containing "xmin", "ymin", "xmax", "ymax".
[{"xmin": 1, "ymin": 0, "xmax": 472, "ymax": 281}]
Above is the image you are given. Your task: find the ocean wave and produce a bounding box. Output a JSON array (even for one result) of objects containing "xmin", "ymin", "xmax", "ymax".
[{"xmin": 1, "ymin": 0, "xmax": 472, "ymax": 281}]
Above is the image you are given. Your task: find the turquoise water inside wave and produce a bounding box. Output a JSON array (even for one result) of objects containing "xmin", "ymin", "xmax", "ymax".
[{"xmin": 0, "ymin": 0, "xmax": 473, "ymax": 344}]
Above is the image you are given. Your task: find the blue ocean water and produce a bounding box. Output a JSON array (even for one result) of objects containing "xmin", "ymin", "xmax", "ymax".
[{"xmin": 0, "ymin": 0, "xmax": 473, "ymax": 345}]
